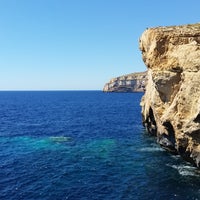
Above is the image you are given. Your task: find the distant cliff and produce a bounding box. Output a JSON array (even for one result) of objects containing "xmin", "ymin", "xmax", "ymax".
[
  {"xmin": 140, "ymin": 23, "xmax": 200, "ymax": 167},
  {"xmin": 103, "ymin": 72, "xmax": 147, "ymax": 92}
]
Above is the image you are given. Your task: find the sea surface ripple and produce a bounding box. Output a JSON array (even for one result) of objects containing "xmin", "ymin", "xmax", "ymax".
[{"xmin": 0, "ymin": 91, "xmax": 200, "ymax": 200}]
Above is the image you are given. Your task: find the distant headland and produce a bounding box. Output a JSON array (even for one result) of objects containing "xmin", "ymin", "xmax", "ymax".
[{"xmin": 103, "ymin": 71, "xmax": 147, "ymax": 92}]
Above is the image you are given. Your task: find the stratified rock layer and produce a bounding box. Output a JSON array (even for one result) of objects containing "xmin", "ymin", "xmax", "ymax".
[
  {"xmin": 139, "ymin": 23, "xmax": 200, "ymax": 167},
  {"xmin": 103, "ymin": 72, "xmax": 146, "ymax": 92}
]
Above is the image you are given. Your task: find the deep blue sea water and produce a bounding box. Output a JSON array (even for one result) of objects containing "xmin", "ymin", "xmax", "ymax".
[{"xmin": 0, "ymin": 91, "xmax": 200, "ymax": 200}]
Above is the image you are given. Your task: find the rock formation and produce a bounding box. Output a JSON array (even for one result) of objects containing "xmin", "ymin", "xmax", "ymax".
[
  {"xmin": 103, "ymin": 72, "xmax": 146, "ymax": 92},
  {"xmin": 139, "ymin": 23, "xmax": 200, "ymax": 167}
]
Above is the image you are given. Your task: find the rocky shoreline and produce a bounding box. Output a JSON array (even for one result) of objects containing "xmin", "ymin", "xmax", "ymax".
[{"xmin": 139, "ymin": 23, "xmax": 200, "ymax": 167}]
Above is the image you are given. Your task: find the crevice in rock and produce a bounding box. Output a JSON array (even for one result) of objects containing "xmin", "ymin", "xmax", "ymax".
[
  {"xmin": 158, "ymin": 121, "xmax": 177, "ymax": 154},
  {"xmin": 156, "ymin": 37, "xmax": 168, "ymax": 55},
  {"xmin": 194, "ymin": 113, "xmax": 200, "ymax": 123},
  {"xmin": 191, "ymin": 150, "xmax": 200, "ymax": 167},
  {"xmin": 190, "ymin": 130, "xmax": 200, "ymax": 143},
  {"xmin": 163, "ymin": 121, "xmax": 176, "ymax": 144},
  {"xmin": 144, "ymin": 107, "xmax": 157, "ymax": 136},
  {"xmin": 178, "ymin": 145, "xmax": 196, "ymax": 166}
]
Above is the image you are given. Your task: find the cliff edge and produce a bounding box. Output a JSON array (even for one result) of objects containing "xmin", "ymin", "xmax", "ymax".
[
  {"xmin": 139, "ymin": 23, "xmax": 200, "ymax": 167},
  {"xmin": 103, "ymin": 72, "xmax": 146, "ymax": 92}
]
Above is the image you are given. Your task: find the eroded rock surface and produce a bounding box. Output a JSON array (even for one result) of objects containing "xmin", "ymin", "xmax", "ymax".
[
  {"xmin": 103, "ymin": 72, "xmax": 146, "ymax": 92},
  {"xmin": 139, "ymin": 23, "xmax": 200, "ymax": 167}
]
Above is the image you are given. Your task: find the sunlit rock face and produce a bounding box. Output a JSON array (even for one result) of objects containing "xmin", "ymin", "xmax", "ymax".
[
  {"xmin": 139, "ymin": 23, "xmax": 200, "ymax": 167},
  {"xmin": 103, "ymin": 72, "xmax": 146, "ymax": 92}
]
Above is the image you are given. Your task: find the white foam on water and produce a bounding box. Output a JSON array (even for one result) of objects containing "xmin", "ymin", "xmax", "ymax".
[
  {"xmin": 139, "ymin": 146, "xmax": 164, "ymax": 152},
  {"xmin": 166, "ymin": 164, "xmax": 199, "ymax": 177},
  {"xmin": 170, "ymin": 154, "xmax": 181, "ymax": 160}
]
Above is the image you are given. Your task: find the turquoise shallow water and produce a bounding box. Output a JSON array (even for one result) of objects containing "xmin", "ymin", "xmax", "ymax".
[{"xmin": 0, "ymin": 91, "xmax": 200, "ymax": 200}]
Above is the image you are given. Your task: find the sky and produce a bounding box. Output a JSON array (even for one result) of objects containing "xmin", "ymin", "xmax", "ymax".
[{"xmin": 0, "ymin": 0, "xmax": 200, "ymax": 90}]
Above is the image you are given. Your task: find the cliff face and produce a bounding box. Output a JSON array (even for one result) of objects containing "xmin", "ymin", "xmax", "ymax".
[
  {"xmin": 140, "ymin": 23, "xmax": 200, "ymax": 167},
  {"xmin": 103, "ymin": 72, "xmax": 146, "ymax": 92}
]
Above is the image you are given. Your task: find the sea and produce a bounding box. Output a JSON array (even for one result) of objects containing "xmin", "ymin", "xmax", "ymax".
[{"xmin": 0, "ymin": 91, "xmax": 200, "ymax": 200}]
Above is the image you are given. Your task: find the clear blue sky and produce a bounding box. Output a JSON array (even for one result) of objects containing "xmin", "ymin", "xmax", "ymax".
[{"xmin": 0, "ymin": 0, "xmax": 200, "ymax": 90}]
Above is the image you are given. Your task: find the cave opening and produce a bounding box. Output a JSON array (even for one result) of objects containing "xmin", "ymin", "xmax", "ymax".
[
  {"xmin": 145, "ymin": 107, "xmax": 157, "ymax": 136},
  {"xmin": 163, "ymin": 121, "xmax": 176, "ymax": 146}
]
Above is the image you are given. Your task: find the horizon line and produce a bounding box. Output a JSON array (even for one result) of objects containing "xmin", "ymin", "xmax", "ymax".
[{"xmin": 0, "ymin": 89, "xmax": 102, "ymax": 92}]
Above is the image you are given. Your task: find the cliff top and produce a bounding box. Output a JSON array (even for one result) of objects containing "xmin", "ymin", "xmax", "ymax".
[
  {"xmin": 144, "ymin": 23, "xmax": 200, "ymax": 36},
  {"xmin": 110, "ymin": 71, "xmax": 146, "ymax": 81},
  {"xmin": 140, "ymin": 22, "xmax": 200, "ymax": 71}
]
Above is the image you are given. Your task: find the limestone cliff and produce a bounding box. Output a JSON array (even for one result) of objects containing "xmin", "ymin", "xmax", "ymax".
[
  {"xmin": 103, "ymin": 72, "xmax": 146, "ymax": 92},
  {"xmin": 139, "ymin": 23, "xmax": 200, "ymax": 167}
]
